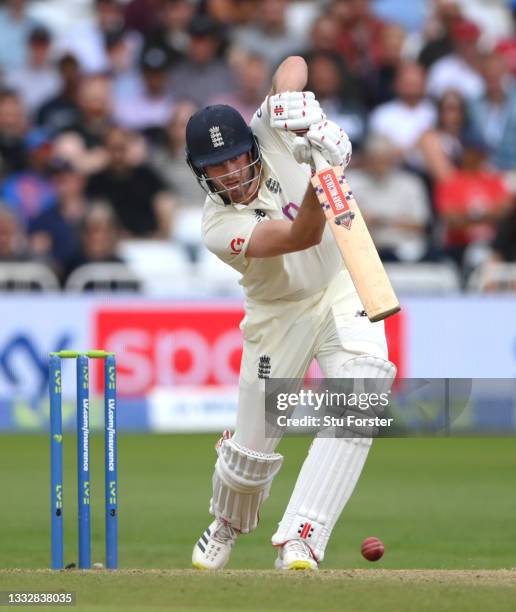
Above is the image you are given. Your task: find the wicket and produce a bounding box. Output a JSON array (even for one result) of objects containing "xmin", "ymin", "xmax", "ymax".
[{"xmin": 49, "ymin": 350, "xmax": 118, "ymax": 570}]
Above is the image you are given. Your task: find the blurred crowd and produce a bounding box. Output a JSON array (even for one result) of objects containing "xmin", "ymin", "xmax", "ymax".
[{"xmin": 1, "ymin": 0, "xmax": 516, "ymax": 291}]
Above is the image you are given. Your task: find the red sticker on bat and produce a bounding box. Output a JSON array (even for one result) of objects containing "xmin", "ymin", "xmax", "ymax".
[{"xmin": 319, "ymin": 169, "xmax": 350, "ymax": 217}]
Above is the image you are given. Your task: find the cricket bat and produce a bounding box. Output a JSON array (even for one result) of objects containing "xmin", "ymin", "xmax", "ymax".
[{"xmin": 310, "ymin": 150, "xmax": 400, "ymax": 322}]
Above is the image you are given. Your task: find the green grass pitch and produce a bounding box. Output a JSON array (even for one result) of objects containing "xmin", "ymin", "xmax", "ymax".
[{"xmin": 0, "ymin": 434, "xmax": 514, "ymax": 610}]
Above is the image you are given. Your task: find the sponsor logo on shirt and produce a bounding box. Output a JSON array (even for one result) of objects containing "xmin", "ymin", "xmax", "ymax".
[
  {"xmin": 230, "ymin": 237, "xmax": 245, "ymax": 254},
  {"xmin": 282, "ymin": 202, "xmax": 300, "ymax": 221},
  {"xmin": 254, "ymin": 209, "xmax": 266, "ymax": 222},
  {"xmin": 265, "ymin": 178, "xmax": 281, "ymax": 194}
]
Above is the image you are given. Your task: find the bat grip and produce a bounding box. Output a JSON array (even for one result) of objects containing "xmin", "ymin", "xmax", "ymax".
[{"xmin": 311, "ymin": 148, "xmax": 332, "ymax": 173}]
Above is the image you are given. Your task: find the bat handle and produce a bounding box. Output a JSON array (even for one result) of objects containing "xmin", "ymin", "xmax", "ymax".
[{"xmin": 310, "ymin": 148, "xmax": 332, "ymax": 173}]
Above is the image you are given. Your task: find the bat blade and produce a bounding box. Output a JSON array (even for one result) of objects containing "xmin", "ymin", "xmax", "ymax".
[{"xmin": 311, "ymin": 159, "xmax": 400, "ymax": 322}]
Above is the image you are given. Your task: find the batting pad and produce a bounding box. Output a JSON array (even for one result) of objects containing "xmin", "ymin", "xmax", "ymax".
[
  {"xmin": 210, "ymin": 438, "xmax": 283, "ymax": 533},
  {"xmin": 272, "ymin": 356, "xmax": 396, "ymax": 561}
]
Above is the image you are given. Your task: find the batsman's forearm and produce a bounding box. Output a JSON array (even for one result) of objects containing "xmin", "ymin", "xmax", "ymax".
[
  {"xmin": 289, "ymin": 186, "xmax": 325, "ymax": 249},
  {"xmin": 270, "ymin": 56, "xmax": 308, "ymax": 95}
]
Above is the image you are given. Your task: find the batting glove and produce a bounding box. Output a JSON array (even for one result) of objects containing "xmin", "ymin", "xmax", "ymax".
[
  {"xmin": 306, "ymin": 120, "xmax": 352, "ymax": 168},
  {"xmin": 269, "ymin": 91, "xmax": 325, "ymax": 132}
]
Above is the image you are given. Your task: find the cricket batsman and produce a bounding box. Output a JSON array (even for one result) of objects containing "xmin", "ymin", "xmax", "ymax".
[{"xmin": 185, "ymin": 55, "xmax": 396, "ymax": 570}]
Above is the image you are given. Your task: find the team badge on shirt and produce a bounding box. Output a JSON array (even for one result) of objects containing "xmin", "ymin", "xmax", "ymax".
[{"xmin": 258, "ymin": 355, "xmax": 271, "ymax": 379}]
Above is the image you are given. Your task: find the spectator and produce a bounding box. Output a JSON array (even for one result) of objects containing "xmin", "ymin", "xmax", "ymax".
[
  {"xmin": 368, "ymin": 62, "xmax": 436, "ymax": 159},
  {"xmin": 305, "ymin": 51, "xmax": 367, "ymax": 149},
  {"xmin": 142, "ymin": 0, "xmax": 194, "ymax": 67},
  {"xmin": 307, "ymin": 13, "xmax": 341, "ymax": 55},
  {"xmin": 416, "ymin": 89, "xmax": 467, "ymax": 182},
  {"xmin": 113, "ymin": 46, "xmax": 175, "ymax": 139},
  {"xmin": 57, "ymin": 0, "xmax": 126, "ymax": 73},
  {"xmin": 1, "ymin": 130, "xmax": 56, "ymax": 226},
  {"xmin": 0, "ymin": 89, "xmax": 29, "ymax": 175},
  {"xmin": 413, "ymin": 0, "xmax": 462, "ymax": 68},
  {"xmin": 66, "ymin": 74, "xmax": 113, "ymax": 149},
  {"xmin": 28, "ymin": 159, "xmax": 86, "ymax": 279},
  {"xmin": 0, "ymin": 0, "xmax": 39, "ymax": 69},
  {"xmin": 204, "ymin": 0, "xmax": 240, "ymax": 27},
  {"xmin": 51, "ymin": 132, "xmax": 108, "ymax": 177},
  {"xmin": 149, "ymin": 99, "xmax": 202, "ymax": 206},
  {"xmin": 347, "ymin": 134, "xmax": 431, "ymax": 262},
  {"xmin": 426, "ymin": 19, "xmax": 485, "ymax": 100},
  {"xmin": 124, "ymin": 0, "xmax": 167, "ymax": 35},
  {"xmin": 0, "ymin": 204, "xmax": 30, "ymax": 261},
  {"xmin": 469, "ymin": 52, "xmax": 516, "ymax": 171},
  {"xmin": 4, "ymin": 26, "xmax": 61, "ymax": 116},
  {"xmin": 329, "ymin": 0, "xmax": 387, "ymax": 81},
  {"xmin": 170, "ymin": 15, "xmax": 235, "ymax": 107},
  {"xmin": 231, "ymin": 0, "xmax": 301, "ymax": 68},
  {"xmin": 62, "ymin": 202, "xmax": 127, "ymax": 285},
  {"xmin": 491, "ymin": 204, "xmax": 516, "ymax": 263},
  {"xmin": 209, "ymin": 52, "xmax": 270, "ymax": 122},
  {"xmin": 86, "ymin": 126, "xmax": 174, "ymax": 238},
  {"xmin": 369, "ymin": 23, "xmax": 407, "ymax": 107},
  {"xmin": 435, "ymin": 137, "xmax": 512, "ymax": 266},
  {"xmin": 36, "ymin": 53, "xmax": 82, "ymax": 135}
]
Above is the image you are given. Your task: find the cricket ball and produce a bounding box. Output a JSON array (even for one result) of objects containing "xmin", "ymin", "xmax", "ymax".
[{"xmin": 361, "ymin": 536, "xmax": 384, "ymax": 561}]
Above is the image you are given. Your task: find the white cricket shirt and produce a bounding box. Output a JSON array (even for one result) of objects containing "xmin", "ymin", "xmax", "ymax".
[{"xmin": 201, "ymin": 97, "xmax": 347, "ymax": 303}]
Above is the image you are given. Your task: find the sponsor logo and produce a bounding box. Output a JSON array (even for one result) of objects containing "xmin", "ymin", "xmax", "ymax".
[
  {"xmin": 254, "ymin": 209, "xmax": 266, "ymax": 222},
  {"xmin": 273, "ymin": 104, "xmax": 285, "ymax": 117},
  {"xmin": 0, "ymin": 333, "xmax": 71, "ymax": 400},
  {"xmin": 355, "ymin": 310, "xmax": 368, "ymax": 318},
  {"xmin": 209, "ymin": 126, "xmax": 224, "ymax": 148},
  {"xmin": 93, "ymin": 307, "xmax": 244, "ymax": 395},
  {"xmin": 298, "ymin": 522, "xmax": 314, "ymax": 539},
  {"xmin": 230, "ymin": 237, "xmax": 245, "ymax": 254},
  {"xmin": 265, "ymin": 178, "xmax": 281, "ymax": 194},
  {"xmin": 282, "ymin": 202, "xmax": 299, "ymax": 221}
]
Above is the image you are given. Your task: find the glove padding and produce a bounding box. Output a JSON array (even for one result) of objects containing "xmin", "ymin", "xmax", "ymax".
[
  {"xmin": 306, "ymin": 120, "xmax": 352, "ymax": 168},
  {"xmin": 269, "ymin": 91, "xmax": 325, "ymax": 132}
]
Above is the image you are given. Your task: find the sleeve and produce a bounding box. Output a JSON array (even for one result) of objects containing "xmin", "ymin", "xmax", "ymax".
[
  {"xmin": 142, "ymin": 165, "xmax": 167, "ymax": 195},
  {"xmin": 434, "ymin": 178, "xmax": 458, "ymax": 214},
  {"xmin": 202, "ymin": 208, "xmax": 259, "ymax": 274},
  {"xmin": 85, "ymin": 174, "xmax": 103, "ymax": 200},
  {"xmin": 490, "ymin": 176, "xmax": 510, "ymax": 204}
]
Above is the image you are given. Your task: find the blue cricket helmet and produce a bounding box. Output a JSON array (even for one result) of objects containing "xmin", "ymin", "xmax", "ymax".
[
  {"xmin": 185, "ymin": 104, "xmax": 261, "ymax": 202},
  {"xmin": 185, "ymin": 104, "xmax": 255, "ymax": 168}
]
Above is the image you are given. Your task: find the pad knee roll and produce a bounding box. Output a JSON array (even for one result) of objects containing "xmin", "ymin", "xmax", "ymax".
[{"xmin": 210, "ymin": 438, "xmax": 283, "ymax": 533}]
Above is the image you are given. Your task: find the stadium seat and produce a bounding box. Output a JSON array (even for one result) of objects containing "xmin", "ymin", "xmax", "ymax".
[
  {"xmin": 385, "ymin": 263, "xmax": 461, "ymax": 295},
  {"xmin": 467, "ymin": 262, "xmax": 516, "ymax": 292},
  {"xmin": 0, "ymin": 263, "xmax": 60, "ymax": 291},
  {"xmin": 193, "ymin": 246, "xmax": 243, "ymax": 296},
  {"xmin": 64, "ymin": 263, "xmax": 141, "ymax": 292},
  {"xmin": 117, "ymin": 240, "xmax": 194, "ymax": 295}
]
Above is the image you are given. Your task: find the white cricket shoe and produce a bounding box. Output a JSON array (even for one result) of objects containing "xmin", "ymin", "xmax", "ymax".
[
  {"xmin": 192, "ymin": 520, "xmax": 239, "ymax": 570},
  {"xmin": 275, "ymin": 539, "xmax": 318, "ymax": 570}
]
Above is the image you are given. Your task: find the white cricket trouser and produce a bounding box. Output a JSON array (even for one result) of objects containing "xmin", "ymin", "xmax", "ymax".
[{"xmin": 233, "ymin": 269, "xmax": 388, "ymax": 452}]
